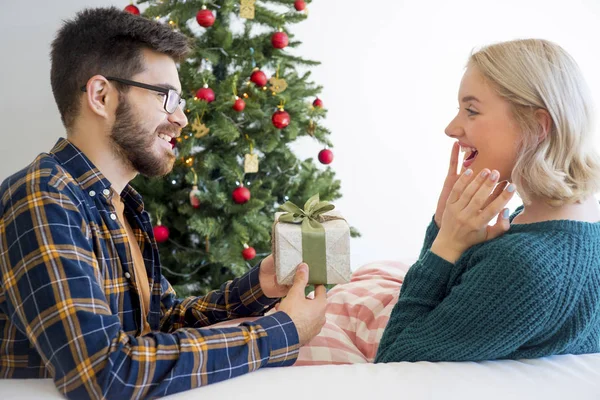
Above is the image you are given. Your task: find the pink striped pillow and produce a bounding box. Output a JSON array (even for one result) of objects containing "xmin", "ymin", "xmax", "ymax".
[{"xmin": 296, "ymin": 261, "xmax": 407, "ymax": 365}]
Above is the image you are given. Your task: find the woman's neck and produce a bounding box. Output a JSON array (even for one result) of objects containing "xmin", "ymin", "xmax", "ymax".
[{"xmin": 513, "ymin": 195, "xmax": 600, "ymax": 224}]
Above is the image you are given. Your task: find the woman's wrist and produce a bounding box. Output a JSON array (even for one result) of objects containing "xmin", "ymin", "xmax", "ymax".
[{"xmin": 430, "ymin": 237, "xmax": 464, "ymax": 264}]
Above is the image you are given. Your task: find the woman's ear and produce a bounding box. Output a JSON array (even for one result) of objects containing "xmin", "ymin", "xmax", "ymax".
[
  {"xmin": 83, "ymin": 75, "xmax": 112, "ymax": 119},
  {"xmin": 534, "ymin": 109, "xmax": 552, "ymax": 142}
]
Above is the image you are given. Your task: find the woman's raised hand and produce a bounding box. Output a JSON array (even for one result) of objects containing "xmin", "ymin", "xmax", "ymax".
[{"xmin": 431, "ymin": 167, "xmax": 517, "ymax": 263}]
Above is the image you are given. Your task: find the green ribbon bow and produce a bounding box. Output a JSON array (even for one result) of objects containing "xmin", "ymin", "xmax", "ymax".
[{"xmin": 278, "ymin": 194, "xmax": 335, "ymax": 284}]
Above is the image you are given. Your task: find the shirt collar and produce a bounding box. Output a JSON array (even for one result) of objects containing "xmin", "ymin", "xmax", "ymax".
[
  {"xmin": 50, "ymin": 137, "xmax": 112, "ymax": 196},
  {"xmin": 122, "ymin": 185, "xmax": 145, "ymax": 214},
  {"xmin": 50, "ymin": 137, "xmax": 145, "ymax": 212}
]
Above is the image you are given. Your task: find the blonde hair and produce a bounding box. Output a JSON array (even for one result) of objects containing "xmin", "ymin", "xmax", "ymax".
[{"xmin": 469, "ymin": 39, "xmax": 600, "ymax": 205}]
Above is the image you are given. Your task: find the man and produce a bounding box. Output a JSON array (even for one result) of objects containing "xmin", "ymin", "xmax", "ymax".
[{"xmin": 0, "ymin": 7, "xmax": 326, "ymax": 399}]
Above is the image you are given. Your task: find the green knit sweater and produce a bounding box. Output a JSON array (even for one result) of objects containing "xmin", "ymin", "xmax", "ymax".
[{"xmin": 375, "ymin": 207, "xmax": 600, "ymax": 363}]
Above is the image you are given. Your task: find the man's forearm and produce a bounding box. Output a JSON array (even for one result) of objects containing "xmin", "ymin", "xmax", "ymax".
[{"xmin": 160, "ymin": 263, "xmax": 281, "ymax": 331}]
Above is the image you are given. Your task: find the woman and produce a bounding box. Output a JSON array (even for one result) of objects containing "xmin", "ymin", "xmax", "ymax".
[
  {"xmin": 375, "ymin": 38, "xmax": 600, "ymax": 362},
  {"xmin": 211, "ymin": 39, "xmax": 600, "ymax": 365}
]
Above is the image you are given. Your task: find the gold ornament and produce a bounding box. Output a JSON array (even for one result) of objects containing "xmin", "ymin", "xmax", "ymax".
[
  {"xmin": 308, "ymin": 120, "xmax": 316, "ymax": 136},
  {"xmin": 244, "ymin": 153, "xmax": 259, "ymax": 173},
  {"xmin": 268, "ymin": 77, "xmax": 288, "ymax": 93},
  {"xmin": 191, "ymin": 115, "xmax": 210, "ymax": 138},
  {"xmin": 240, "ymin": 0, "xmax": 256, "ymax": 19}
]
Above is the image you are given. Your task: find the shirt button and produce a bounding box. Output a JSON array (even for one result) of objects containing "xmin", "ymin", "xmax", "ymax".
[
  {"xmin": 103, "ymin": 189, "xmax": 111, "ymax": 196},
  {"xmin": 124, "ymin": 272, "xmax": 131, "ymax": 279},
  {"xmin": 110, "ymin": 213, "xmax": 117, "ymax": 220},
  {"xmin": 89, "ymin": 190, "xmax": 96, "ymax": 197}
]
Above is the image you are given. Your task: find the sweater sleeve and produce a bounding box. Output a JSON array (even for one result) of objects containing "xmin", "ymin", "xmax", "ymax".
[
  {"xmin": 417, "ymin": 216, "xmax": 439, "ymax": 260},
  {"xmin": 375, "ymin": 248, "xmax": 556, "ymax": 363}
]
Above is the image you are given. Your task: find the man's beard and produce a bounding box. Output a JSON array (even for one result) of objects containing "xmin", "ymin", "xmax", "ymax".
[{"xmin": 109, "ymin": 96, "xmax": 177, "ymax": 177}]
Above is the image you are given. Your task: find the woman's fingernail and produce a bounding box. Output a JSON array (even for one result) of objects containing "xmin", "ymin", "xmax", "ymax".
[
  {"xmin": 480, "ymin": 170, "xmax": 489, "ymax": 178},
  {"xmin": 507, "ymin": 184, "xmax": 516, "ymax": 193},
  {"xmin": 464, "ymin": 169, "xmax": 473, "ymax": 176},
  {"xmin": 503, "ymin": 209, "xmax": 510, "ymax": 219},
  {"xmin": 490, "ymin": 171, "xmax": 499, "ymax": 181}
]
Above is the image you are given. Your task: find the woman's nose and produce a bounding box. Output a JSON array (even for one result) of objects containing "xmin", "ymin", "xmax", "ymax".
[{"xmin": 444, "ymin": 116, "xmax": 463, "ymax": 139}]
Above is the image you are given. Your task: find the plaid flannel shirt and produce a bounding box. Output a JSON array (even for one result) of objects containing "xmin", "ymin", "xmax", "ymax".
[{"xmin": 0, "ymin": 138, "xmax": 299, "ymax": 399}]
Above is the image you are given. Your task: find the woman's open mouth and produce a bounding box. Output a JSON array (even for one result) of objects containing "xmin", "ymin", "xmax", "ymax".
[{"xmin": 462, "ymin": 146, "xmax": 478, "ymax": 168}]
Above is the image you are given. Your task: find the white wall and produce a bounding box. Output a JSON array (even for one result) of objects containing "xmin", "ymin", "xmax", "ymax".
[{"xmin": 2, "ymin": 0, "xmax": 600, "ymax": 269}]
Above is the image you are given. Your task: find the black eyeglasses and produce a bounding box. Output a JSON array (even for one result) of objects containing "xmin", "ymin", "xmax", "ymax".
[{"xmin": 80, "ymin": 76, "xmax": 186, "ymax": 114}]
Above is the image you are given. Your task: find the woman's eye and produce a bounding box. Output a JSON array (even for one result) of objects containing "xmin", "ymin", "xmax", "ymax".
[{"xmin": 465, "ymin": 108, "xmax": 478, "ymax": 116}]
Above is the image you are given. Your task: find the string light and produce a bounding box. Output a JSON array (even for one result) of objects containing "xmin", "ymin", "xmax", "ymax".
[
  {"xmin": 242, "ymin": 93, "xmax": 249, "ymax": 98},
  {"xmin": 185, "ymin": 157, "xmax": 194, "ymax": 166}
]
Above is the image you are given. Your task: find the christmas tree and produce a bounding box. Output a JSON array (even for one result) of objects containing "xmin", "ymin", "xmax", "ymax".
[{"xmin": 127, "ymin": 0, "xmax": 358, "ymax": 296}]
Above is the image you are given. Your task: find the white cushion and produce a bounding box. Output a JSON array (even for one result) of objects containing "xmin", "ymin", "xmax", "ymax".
[{"xmin": 1, "ymin": 353, "xmax": 599, "ymax": 400}]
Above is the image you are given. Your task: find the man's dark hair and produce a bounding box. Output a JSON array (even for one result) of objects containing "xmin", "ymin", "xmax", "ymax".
[{"xmin": 50, "ymin": 7, "xmax": 191, "ymax": 128}]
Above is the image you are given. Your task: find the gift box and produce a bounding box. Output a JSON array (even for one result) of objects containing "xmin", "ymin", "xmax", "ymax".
[{"xmin": 272, "ymin": 194, "xmax": 351, "ymax": 285}]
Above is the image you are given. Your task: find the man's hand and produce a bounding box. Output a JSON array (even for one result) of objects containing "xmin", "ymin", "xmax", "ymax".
[
  {"xmin": 259, "ymin": 254, "xmax": 290, "ymax": 298},
  {"xmin": 277, "ymin": 263, "xmax": 327, "ymax": 346}
]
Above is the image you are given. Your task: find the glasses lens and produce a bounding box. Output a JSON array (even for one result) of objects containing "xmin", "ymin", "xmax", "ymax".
[{"xmin": 166, "ymin": 90, "xmax": 181, "ymax": 114}]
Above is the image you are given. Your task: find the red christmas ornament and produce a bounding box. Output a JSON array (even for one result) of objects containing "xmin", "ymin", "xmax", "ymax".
[
  {"xmin": 153, "ymin": 224, "xmax": 170, "ymax": 243},
  {"xmin": 272, "ymin": 110, "xmax": 291, "ymax": 129},
  {"xmin": 294, "ymin": 0, "xmax": 306, "ymax": 11},
  {"xmin": 242, "ymin": 244, "xmax": 256, "ymax": 261},
  {"xmin": 196, "ymin": 7, "xmax": 215, "ymax": 27},
  {"xmin": 196, "ymin": 86, "xmax": 215, "ymax": 103},
  {"xmin": 124, "ymin": 4, "xmax": 140, "ymax": 15},
  {"xmin": 232, "ymin": 186, "xmax": 251, "ymax": 204},
  {"xmin": 271, "ymin": 31, "xmax": 289, "ymax": 49},
  {"xmin": 189, "ymin": 185, "xmax": 201, "ymax": 209},
  {"xmin": 318, "ymin": 149, "xmax": 334, "ymax": 165},
  {"xmin": 250, "ymin": 70, "xmax": 268, "ymax": 87},
  {"xmin": 313, "ymin": 98, "xmax": 323, "ymax": 108},
  {"xmin": 233, "ymin": 97, "xmax": 246, "ymax": 112}
]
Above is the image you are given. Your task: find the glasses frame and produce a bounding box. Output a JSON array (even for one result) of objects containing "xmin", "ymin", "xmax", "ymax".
[{"xmin": 80, "ymin": 76, "xmax": 185, "ymax": 114}]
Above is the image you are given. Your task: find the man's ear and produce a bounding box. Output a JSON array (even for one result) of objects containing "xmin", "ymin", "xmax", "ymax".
[
  {"xmin": 534, "ymin": 109, "xmax": 552, "ymax": 143},
  {"xmin": 83, "ymin": 75, "xmax": 114, "ymax": 119}
]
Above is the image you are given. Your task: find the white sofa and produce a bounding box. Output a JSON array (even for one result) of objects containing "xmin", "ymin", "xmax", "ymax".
[{"xmin": 1, "ymin": 353, "xmax": 599, "ymax": 399}]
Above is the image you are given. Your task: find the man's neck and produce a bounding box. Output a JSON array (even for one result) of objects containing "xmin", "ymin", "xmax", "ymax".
[{"xmin": 67, "ymin": 124, "xmax": 136, "ymax": 195}]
